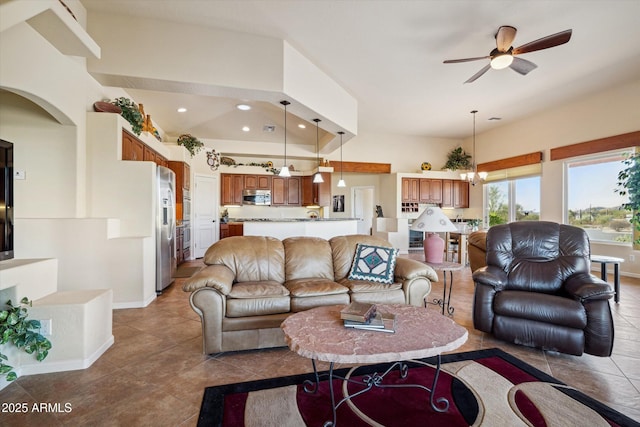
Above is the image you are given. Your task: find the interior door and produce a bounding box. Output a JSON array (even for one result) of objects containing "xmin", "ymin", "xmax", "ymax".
[
  {"xmin": 353, "ymin": 186, "xmax": 375, "ymax": 235},
  {"xmin": 194, "ymin": 174, "xmax": 217, "ymax": 258}
]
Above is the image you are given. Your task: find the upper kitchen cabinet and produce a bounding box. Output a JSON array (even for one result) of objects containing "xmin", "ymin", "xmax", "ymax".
[
  {"xmin": 453, "ymin": 180, "xmax": 469, "ymax": 208},
  {"xmin": 168, "ymin": 161, "xmax": 190, "ymax": 193},
  {"xmin": 122, "ymin": 131, "xmax": 144, "ymax": 161},
  {"xmin": 244, "ymin": 175, "xmax": 272, "ymax": 190},
  {"xmin": 419, "ymin": 179, "xmax": 443, "ymax": 204},
  {"xmin": 401, "ymin": 178, "xmax": 420, "ymax": 202},
  {"xmin": 302, "ymin": 173, "xmax": 331, "ymax": 206},
  {"xmin": 221, "ymin": 173, "xmax": 244, "ymax": 206},
  {"xmin": 272, "ymin": 176, "xmax": 301, "ymax": 206},
  {"xmin": 122, "ymin": 130, "xmax": 168, "ymax": 167}
]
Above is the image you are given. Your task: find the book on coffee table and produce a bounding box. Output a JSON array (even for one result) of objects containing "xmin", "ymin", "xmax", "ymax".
[
  {"xmin": 340, "ymin": 302, "xmax": 377, "ymax": 323},
  {"xmin": 344, "ymin": 312, "xmax": 396, "ymax": 333}
]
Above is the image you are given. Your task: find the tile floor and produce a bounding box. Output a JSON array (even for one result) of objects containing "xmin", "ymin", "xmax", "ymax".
[{"xmin": 1, "ymin": 256, "xmax": 639, "ymax": 426}]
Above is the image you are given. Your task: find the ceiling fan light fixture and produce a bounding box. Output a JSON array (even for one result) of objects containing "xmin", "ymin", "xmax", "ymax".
[{"xmin": 490, "ymin": 53, "xmax": 513, "ymax": 70}]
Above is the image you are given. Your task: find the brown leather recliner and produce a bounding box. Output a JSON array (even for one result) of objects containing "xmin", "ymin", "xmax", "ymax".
[{"xmin": 472, "ymin": 221, "xmax": 615, "ymax": 356}]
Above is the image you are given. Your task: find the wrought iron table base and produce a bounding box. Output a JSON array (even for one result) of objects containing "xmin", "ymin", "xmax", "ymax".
[
  {"xmin": 427, "ymin": 270, "xmax": 455, "ymax": 315},
  {"xmin": 303, "ymin": 354, "xmax": 448, "ymax": 427}
]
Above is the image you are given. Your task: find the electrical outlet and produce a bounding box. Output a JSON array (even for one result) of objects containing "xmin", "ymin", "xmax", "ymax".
[
  {"xmin": 39, "ymin": 319, "xmax": 52, "ymax": 336},
  {"xmin": 14, "ymin": 169, "xmax": 26, "ymax": 180},
  {"xmin": 630, "ymin": 254, "xmax": 636, "ymax": 262}
]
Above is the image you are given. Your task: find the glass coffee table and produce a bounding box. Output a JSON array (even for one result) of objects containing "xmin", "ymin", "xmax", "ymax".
[{"xmin": 281, "ymin": 304, "xmax": 468, "ymax": 427}]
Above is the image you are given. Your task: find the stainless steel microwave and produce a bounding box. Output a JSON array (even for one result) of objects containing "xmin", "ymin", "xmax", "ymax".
[{"xmin": 242, "ymin": 189, "xmax": 271, "ymax": 205}]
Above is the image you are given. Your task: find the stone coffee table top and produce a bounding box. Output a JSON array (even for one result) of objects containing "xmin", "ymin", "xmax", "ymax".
[{"xmin": 281, "ymin": 304, "xmax": 468, "ymax": 364}]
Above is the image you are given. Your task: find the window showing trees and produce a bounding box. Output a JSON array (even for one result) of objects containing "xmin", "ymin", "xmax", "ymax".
[
  {"xmin": 565, "ymin": 152, "xmax": 631, "ymax": 244},
  {"xmin": 484, "ymin": 176, "xmax": 541, "ymax": 226}
]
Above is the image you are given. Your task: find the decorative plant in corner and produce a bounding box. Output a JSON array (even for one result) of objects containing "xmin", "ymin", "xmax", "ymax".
[
  {"xmin": 0, "ymin": 298, "xmax": 52, "ymax": 381},
  {"xmin": 111, "ymin": 97, "xmax": 144, "ymax": 136},
  {"xmin": 616, "ymin": 152, "xmax": 640, "ymax": 245},
  {"xmin": 177, "ymin": 134, "xmax": 205, "ymax": 157},
  {"xmin": 443, "ymin": 147, "xmax": 472, "ymax": 171}
]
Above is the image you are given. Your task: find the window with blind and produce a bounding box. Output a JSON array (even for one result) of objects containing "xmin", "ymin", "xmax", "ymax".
[{"xmin": 565, "ymin": 151, "xmax": 632, "ymax": 244}]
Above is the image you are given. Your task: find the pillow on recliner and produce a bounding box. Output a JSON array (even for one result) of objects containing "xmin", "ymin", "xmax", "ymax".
[{"xmin": 348, "ymin": 243, "xmax": 398, "ymax": 285}]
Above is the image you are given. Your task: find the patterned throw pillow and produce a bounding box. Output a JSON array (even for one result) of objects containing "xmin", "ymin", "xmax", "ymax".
[{"xmin": 348, "ymin": 244, "xmax": 398, "ymax": 285}]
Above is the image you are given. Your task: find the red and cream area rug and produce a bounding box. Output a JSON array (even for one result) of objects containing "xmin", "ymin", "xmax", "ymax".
[{"xmin": 198, "ymin": 348, "xmax": 639, "ymax": 427}]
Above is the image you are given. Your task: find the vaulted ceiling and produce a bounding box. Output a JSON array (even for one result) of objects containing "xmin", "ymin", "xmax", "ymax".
[{"xmin": 82, "ymin": 0, "xmax": 640, "ymax": 150}]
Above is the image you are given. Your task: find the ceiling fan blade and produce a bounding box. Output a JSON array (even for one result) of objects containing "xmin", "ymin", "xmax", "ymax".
[
  {"xmin": 509, "ymin": 57, "xmax": 538, "ymax": 75},
  {"xmin": 496, "ymin": 26, "xmax": 517, "ymax": 52},
  {"xmin": 464, "ymin": 64, "xmax": 491, "ymax": 84},
  {"xmin": 512, "ymin": 29, "xmax": 572, "ymax": 55},
  {"xmin": 444, "ymin": 56, "xmax": 489, "ymax": 64}
]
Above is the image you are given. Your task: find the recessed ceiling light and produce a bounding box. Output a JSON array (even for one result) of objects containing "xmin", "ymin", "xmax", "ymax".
[
  {"xmin": 298, "ymin": 124, "xmax": 306, "ymax": 129},
  {"xmin": 236, "ymin": 104, "xmax": 251, "ymax": 111},
  {"xmin": 242, "ymin": 126, "xmax": 250, "ymax": 132},
  {"xmin": 177, "ymin": 107, "xmax": 187, "ymax": 113},
  {"xmin": 263, "ymin": 125, "xmax": 276, "ymax": 132}
]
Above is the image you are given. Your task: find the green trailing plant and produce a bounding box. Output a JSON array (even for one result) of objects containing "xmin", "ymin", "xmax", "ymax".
[
  {"xmin": 616, "ymin": 152, "xmax": 640, "ymax": 245},
  {"xmin": 0, "ymin": 298, "xmax": 52, "ymax": 381},
  {"xmin": 111, "ymin": 97, "xmax": 144, "ymax": 135},
  {"xmin": 443, "ymin": 147, "xmax": 472, "ymax": 171},
  {"xmin": 177, "ymin": 134, "xmax": 205, "ymax": 157}
]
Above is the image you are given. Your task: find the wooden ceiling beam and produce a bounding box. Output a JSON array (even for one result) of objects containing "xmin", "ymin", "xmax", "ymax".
[
  {"xmin": 550, "ymin": 131, "xmax": 640, "ymax": 161},
  {"xmin": 328, "ymin": 161, "xmax": 391, "ymax": 174},
  {"xmin": 477, "ymin": 152, "xmax": 542, "ymax": 173}
]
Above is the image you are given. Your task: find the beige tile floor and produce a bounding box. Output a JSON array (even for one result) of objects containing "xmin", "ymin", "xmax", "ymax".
[{"xmin": 1, "ymin": 256, "xmax": 639, "ymax": 426}]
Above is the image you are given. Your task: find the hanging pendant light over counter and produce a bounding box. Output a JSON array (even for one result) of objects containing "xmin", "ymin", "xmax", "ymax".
[
  {"xmin": 337, "ymin": 131, "xmax": 346, "ymax": 187},
  {"xmin": 279, "ymin": 100, "xmax": 291, "ymax": 177},
  {"xmin": 312, "ymin": 118, "xmax": 324, "ymax": 183}
]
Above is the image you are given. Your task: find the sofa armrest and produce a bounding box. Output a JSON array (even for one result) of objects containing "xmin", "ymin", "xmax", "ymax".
[
  {"xmin": 472, "ymin": 265, "xmax": 508, "ymax": 291},
  {"xmin": 395, "ymin": 257, "xmax": 438, "ymax": 282},
  {"xmin": 563, "ymin": 272, "xmax": 615, "ymax": 302},
  {"xmin": 182, "ymin": 265, "xmax": 235, "ymax": 294}
]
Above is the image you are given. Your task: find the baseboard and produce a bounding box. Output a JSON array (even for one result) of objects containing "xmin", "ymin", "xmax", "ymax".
[
  {"xmin": 0, "ymin": 335, "xmax": 114, "ymax": 390},
  {"xmin": 113, "ymin": 293, "xmax": 156, "ymax": 309}
]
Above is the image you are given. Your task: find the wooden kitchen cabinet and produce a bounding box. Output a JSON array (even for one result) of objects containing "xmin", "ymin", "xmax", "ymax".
[
  {"xmin": 442, "ymin": 180, "xmax": 454, "ymax": 207},
  {"xmin": 401, "ymin": 178, "xmax": 420, "ymax": 202},
  {"xmin": 176, "ymin": 226, "xmax": 184, "ymax": 265},
  {"xmin": 244, "ymin": 175, "xmax": 271, "ymax": 190},
  {"xmin": 453, "ymin": 180, "xmax": 469, "ymax": 208},
  {"xmin": 169, "ymin": 161, "xmax": 191, "ymax": 221},
  {"xmin": 220, "ymin": 222, "xmax": 243, "ymax": 239},
  {"xmin": 419, "ymin": 179, "xmax": 443, "ymax": 204},
  {"xmin": 221, "ymin": 174, "xmax": 244, "ymax": 205},
  {"xmin": 272, "ymin": 176, "xmax": 301, "ymax": 206},
  {"xmin": 301, "ymin": 173, "xmax": 331, "ymax": 206},
  {"xmin": 122, "ymin": 131, "xmax": 144, "ymax": 161}
]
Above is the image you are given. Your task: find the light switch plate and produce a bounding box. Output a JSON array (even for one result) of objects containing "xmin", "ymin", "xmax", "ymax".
[{"xmin": 14, "ymin": 170, "xmax": 26, "ymax": 180}]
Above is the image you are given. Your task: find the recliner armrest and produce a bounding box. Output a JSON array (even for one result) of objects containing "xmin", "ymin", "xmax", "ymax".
[
  {"xmin": 182, "ymin": 265, "xmax": 235, "ymax": 294},
  {"xmin": 563, "ymin": 272, "xmax": 615, "ymax": 301},
  {"xmin": 395, "ymin": 257, "xmax": 438, "ymax": 282},
  {"xmin": 472, "ymin": 265, "xmax": 508, "ymax": 290}
]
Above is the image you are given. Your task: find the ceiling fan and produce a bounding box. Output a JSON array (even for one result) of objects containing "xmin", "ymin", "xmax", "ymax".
[{"xmin": 444, "ymin": 26, "xmax": 572, "ymax": 83}]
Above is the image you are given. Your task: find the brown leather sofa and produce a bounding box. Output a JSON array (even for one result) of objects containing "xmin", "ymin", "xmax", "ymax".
[
  {"xmin": 468, "ymin": 229, "xmax": 488, "ymax": 272},
  {"xmin": 472, "ymin": 221, "xmax": 615, "ymax": 356},
  {"xmin": 183, "ymin": 234, "xmax": 438, "ymax": 354}
]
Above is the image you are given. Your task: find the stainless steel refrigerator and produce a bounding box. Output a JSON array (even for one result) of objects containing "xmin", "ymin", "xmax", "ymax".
[{"xmin": 156, "ymin": 166, "xmax": 176, "ymax": 293}]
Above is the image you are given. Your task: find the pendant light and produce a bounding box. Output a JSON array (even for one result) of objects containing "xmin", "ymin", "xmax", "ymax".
[
  {"xmin": 312, "ymin": 118, "xmax": 324, "ymax": 183},
  {"xmin": 460, "ymin": 109, "xmax": 487, "ymax": 186},
  {"xmin": 337, "ymin": 131, "xmax": 346, "ymax": 187},
  {"xmin": 278, "ymin": 100, "xmax": 291, "ymax": 177}
]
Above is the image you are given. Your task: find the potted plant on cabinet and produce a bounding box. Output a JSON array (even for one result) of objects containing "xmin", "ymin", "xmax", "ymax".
[
  {"xmin": 177, "ymin": 134, "xmax": 204, "ymax": 157},
  {"xmin": 110, "ymin": 97, "xmax": 144, "ymax": 136},
  {"xmin": 443, "ymin": 147, "xmax": 472, "ymax": 171},
  {"xmin": 0, "ymin": 298, "xmax": 52, "ymax": 381}
]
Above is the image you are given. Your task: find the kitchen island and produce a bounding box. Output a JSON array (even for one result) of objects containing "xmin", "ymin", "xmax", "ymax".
[{"xmin": 241, "ymin": 218, "xmax": 359, "ymax": 240}]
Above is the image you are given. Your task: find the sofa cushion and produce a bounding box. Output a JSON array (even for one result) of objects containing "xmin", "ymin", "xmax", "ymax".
[
  {"xmin": 203, "ymin": 236, "xmax": 285, "ymax": 283},
  {"xmin": 338, "ymin": 278, "xmax": 403, "ymax": 293},
  {"xmin": 347, "ymin": 243, "xmax": 398, "ymax": 285},
  {"xmin": 226, "ymin": 297, "xmax": 290, "ymax": 318},
  {"xmin": 285, "ymin": 278, "xmax": 348, "ymax": 297},
  {"xmin": 228, "ymin": 281, "xmax": 289, "ymax": 299},
  {"xmin": 283, "ymin": 237, "xmax": 334, "ymax": 281}
]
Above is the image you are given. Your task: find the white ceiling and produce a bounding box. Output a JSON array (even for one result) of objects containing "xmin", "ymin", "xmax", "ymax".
[{"xmin": 82, "ymin": 0, "xmax": 640, "ymax": 148}]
